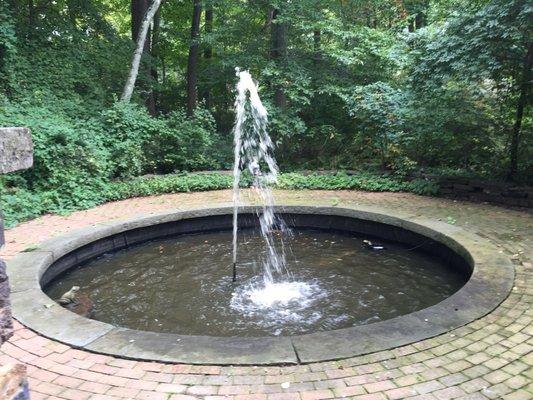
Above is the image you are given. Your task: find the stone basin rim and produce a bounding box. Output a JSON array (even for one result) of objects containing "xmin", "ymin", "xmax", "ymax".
[{"xmin": 7, "ymin": 205, "xmax": 514, "ymax": 365}]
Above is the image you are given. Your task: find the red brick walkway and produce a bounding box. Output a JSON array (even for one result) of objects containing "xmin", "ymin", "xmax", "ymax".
[{"xmin": 1, "ymin": 190, "xmax": 531, "ymax": 400}]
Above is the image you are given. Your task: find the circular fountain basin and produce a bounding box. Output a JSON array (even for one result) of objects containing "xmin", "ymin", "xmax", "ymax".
[
  {"xmin": 8, "ymin": 206, "xmax": 514, "ymax": 364},
  {"xmin": 44, "ymin": 229, "xmax": 466, "ymax": 337}
]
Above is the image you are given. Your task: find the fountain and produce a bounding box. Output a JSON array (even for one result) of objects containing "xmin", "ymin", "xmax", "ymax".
[
  {"xmin": 230, "ymin": 69, "xmax": 313, "ymax": 312},
  {"xmin": 28, "ymin": 70, "xmax": 486, "ymax": 358}
]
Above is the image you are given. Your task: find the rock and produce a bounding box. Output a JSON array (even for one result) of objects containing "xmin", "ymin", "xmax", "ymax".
[
  {"xmin": 0, "ymin": 128, "xmax": 33, "ymax": 174},
  {"xmin": 65, "ymin": 293, "xmax": 94, "ymax": 317},
  {"xmin": 0, "ymin": 127, "xmax": 33, "ymax": 398},
  {"xmin": 502, "ymin": 189, "xmax": 527, "ymax": 199},
  {"xmin": 0, "ymin": 364, "xmax": 30, "ymax": 400},
  {"xmin": 0, "ymin": 259, "xmax": 13, "ymax": 344},
  {"xmin": 58, "ymin": 286, "xmax": 80, "ymax": 305},
  {"xmin": 453, "ymin": 184, "xmax": 475, "ymax": 192}
]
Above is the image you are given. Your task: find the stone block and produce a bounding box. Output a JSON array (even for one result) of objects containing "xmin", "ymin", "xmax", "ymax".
[
  {"xmin": 440, "ymin": 176, "xmax": 470, "ymax": 185},
  {"xmin": 0, "ymin": 259, "xmax": 13, "ymax": 344},
  {"xmin": 439, "ymin": 188, "xmax": 454, "ymax": 195},
  {"xmin": 0, "ymin": 127, "xmax": 33, "ymax": 346},
  {"xmin": 0, "ymin": 364, "xmax": 30, "ymax": 400},
  {"xmin": 473, "ymin": 180, "xmax": 507, "ymax": 191},
  {"xmin": 453, "ymin": 184, "xmax": 475, "ymax": 192},
  {"xmin": 502, "ymin": 190, "xmax": 527, "ymax": 199},
  {"xmin": 0, "ymin": 128, "xmax": 33, "ymax": 173}
]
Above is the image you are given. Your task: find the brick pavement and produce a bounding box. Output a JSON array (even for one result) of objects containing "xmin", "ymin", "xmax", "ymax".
[{"xmin": 0, "ymin": 190, "xmax": 531, "ymax": 399}]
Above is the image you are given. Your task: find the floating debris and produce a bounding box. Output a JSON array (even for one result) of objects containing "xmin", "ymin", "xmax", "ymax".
[{"xmin": 362, "ymin": 240, "xmax": 386, "ymax": 251}]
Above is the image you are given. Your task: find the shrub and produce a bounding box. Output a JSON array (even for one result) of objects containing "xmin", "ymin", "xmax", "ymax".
[
  {"xmin": 1, "ymin": 171, "xmax": 439, "ymax": 228},
  {"xmin": 144, "ymin": 107, "xmax": 220, "ymax": 173}
]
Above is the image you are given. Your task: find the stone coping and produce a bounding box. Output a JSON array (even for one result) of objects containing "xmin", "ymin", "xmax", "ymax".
[{"xmin": 7, "ymin": 206, "xmax": 514, "ymax": 365}]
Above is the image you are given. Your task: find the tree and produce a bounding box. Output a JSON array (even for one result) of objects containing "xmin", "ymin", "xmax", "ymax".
[
  {"xmin": 410, "ymin": 0, "xmax": 532, "ymax": 180},
  {"xmin": 121, "ymin": 0, "xmax": 163, "ymax": 104},
  {"xmin": 202, "ymin": 2, "xmax": 213, "ymax": 109},
  {"xmin": 151, "ymin": 6, "xmax": 161, "ymax": 105},
  {"xmin": 509, "ymin": 41, "xmax": 532, "ymax": 180},
  {"xmin": 186, "ymin": 0, "xmax": 202, "ymax": 116},
  {"xmin": 270, "ymin": 7, "xmax": 288, "ymax": 109},
  {"xmin": 405, "ymin": 0, "xmax": 428, "ymax": 31},
  {"xmin": 131, "ymin": 0, "xmax": 150, "ymax": 52},
  {"xmin": 130, "ymin": 0, "xmax": 156, "ymax": 114}
]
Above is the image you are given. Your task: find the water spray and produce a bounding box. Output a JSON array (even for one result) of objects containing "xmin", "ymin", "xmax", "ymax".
[{"xmin": 230, "ymin": 68, "xmax": 288, "ymax": 285}]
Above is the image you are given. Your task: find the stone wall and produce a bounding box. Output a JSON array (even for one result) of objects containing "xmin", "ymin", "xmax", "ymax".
[
  {"xmin": 434, "ymin": 176, "xmax": 532, "ymax": 208},
  {"xmin": 306, "ymin": 170, "xmax": 532, "ymax": 208}
]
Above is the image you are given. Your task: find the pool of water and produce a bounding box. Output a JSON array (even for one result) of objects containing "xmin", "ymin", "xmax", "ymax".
[{"xmin": 44, "ymin": 229, "xmax": 467, "ymax": 336}]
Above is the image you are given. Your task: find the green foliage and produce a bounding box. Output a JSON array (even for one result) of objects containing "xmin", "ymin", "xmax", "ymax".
[
  {"xmin": 277, "ymin": 172, "xmax": 439, "ymax": 195},
  {"xmin": 341, "ymin": 82, "xmax": 405, "ymax": 168},
  {"xmin": 405, "ymin": 0, "xmax": 532, "ymax": 179},
  {"xmin": 97, "ymin": 101, "xmax": 222, "ymax": 178},
  {"xmin": 0, "ymin": 101, "xmax": 111, "ymax": 211},
  {"xmin": 0, "ymin": 187, "xmax": 47, "ymax": 227},
  {"xmin": 1, "ymin": 171, "xmax": 439, "ymax": 228},
  {"xmin": 144, "ymin": 107, "xmax": 220, "ymax": 173},
  {"xmin": 0, "ymin": 4, "xmax": 17, "ymax": 90},
  {"xmin": 0, "ymin": 0, "xmax": 531, "ymax": 229},
  {"xmin": 100, "ymin": 101, "xmax": 156, "ymax": 177},
  {"xmin": 105, "ymin": 172, "xmax": 234, "ymax": 200},
  {"xmin": 411, "ymin": 0, "xmax": 531, "ymax": 87},
  {"xmin": 400, "ymin": 82, "xmax": 506, "ymax": 174}
]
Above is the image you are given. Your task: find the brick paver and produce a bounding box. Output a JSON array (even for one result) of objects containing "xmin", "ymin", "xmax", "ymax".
[{"xmin": 1, "ymin": 189, "xmax": 531, "ymax": 399}]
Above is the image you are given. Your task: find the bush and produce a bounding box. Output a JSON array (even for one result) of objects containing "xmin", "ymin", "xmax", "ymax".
[
  {"xmin": 0, "ymin": 101, "xmax": 112, "ymax": 211},
  {"xmin": 144, "ymin": 107, "xmax": 220, "ymax": 173},
  {"xmin": 278, "ymin": 172, "xmax": 439, "ymax": 195},
  {"xmin": 105, "ymin": 172, "xmax": 234, "ymax": 200},
  {"xmin": 1, "ymin": 171, "xmax": 439, "ymax": 228}
]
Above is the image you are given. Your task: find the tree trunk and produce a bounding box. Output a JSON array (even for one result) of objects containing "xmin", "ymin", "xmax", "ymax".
[
  {"xmin": 129, "ymin": 0, "xmax": 156, "ymax": 114},
  {"xmin": 28, "ymin": 0, "xmax": 34, "ymax": 28},
  {"xmin": 270, "ymin": 8, "xmax": 287, "ymax": 109},
  {"xmin": 508, "ymin": 41, "xmax": 533, "ymax": 181},
  {"xmin": 313, "ymin": 29, "xmax": 321, "ymax": 64},
  {"xmin": 415, "ymin": 12, "xmax": 425, "ymax": 30},
  {"xmin": 162, "ymin": 56, "xmax": 166, "ymax": 84},
  {"xmin": 150, "ymin": 7, "xmax": 161, "ymax": 109},
  {"xmin": 152, "ymin": 7, "xmax": 160, "ymax": 79},
  {"xmin": 186, "ymin": 0, "xmax": 202, "ymax": 116},
  {"xmin": 131, "ymin": 0, "xmax": 150, "ymax": 52},
  {"xmin": 121, "ymin": 0, "xmax": 163, "ymax": 103},
  {"xmin": 204, "ymin": 7, "xmax": 213, "ymax": 59},
  {"xmin": 202, "ymin": 6, "xmax": 213, "ymax": 109}
]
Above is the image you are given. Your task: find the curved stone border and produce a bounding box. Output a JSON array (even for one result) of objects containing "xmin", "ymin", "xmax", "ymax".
[{"xmin": 7, "ymin": 206, "xmax": 514, "ymax": 365}]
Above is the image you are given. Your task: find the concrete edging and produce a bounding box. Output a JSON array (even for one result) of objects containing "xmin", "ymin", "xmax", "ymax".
[{"xmin": 7, "ymin": 206, "xmax": 514, "ymax": 365}]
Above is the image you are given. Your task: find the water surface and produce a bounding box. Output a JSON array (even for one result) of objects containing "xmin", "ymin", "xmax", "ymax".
[{"xmin": 45, "ymin": 229, "xmax": 467, "ymax": 336}]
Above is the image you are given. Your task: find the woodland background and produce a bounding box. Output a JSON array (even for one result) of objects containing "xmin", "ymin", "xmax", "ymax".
[{"xmin": 0, "ymin": 0, "xmax": 531, "ymax": 225}]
